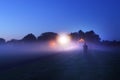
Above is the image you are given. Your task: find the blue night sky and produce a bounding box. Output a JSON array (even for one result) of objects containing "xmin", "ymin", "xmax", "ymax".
[{"xmin": 0, "ymin": 0, "xmax": 120, "ymax": 41}]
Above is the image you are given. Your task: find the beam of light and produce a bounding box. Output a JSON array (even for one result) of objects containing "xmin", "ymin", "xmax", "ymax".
[
  {"xmin": 64, "ymin": 42, "xmax": 80, "ymax": 51},
  {"xmin": 56, "ymin": 34, "xmax": 81, "ymax": 51},
  {"xmin": 48, "ymin": 34, "xmax": 84, "ymax": 52},
  {"xmin": 57, "ymin": 33, "xmax": 71, "ymax": 46}
]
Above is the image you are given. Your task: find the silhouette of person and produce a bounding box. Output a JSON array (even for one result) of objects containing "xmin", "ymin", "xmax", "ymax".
[{"xmin": 83, "ymin": 42, "xmax": 88, "ymax": 54}]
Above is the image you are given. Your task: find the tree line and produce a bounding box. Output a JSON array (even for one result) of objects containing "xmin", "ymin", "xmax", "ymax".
[{"xmin": 0, "ymin": 30, "xmax": 120, "ymax": 47}]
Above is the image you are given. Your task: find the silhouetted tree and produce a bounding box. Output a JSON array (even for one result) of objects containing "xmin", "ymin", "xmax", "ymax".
[
  {"xmin": 22, "ymin": 33, "xmax": 36, "ymax": 42},
  {"xmin": 70, "ymin": 32, "xmax": 79, "ymax": 41},
  {"xmin": 78, "ymin": 30, "xmax": 85, "ymax": 38},
  {"xmin": 7, "ymin": 39, "xmax": 20, "ymax": 44},
  {"xmin": 84, "ymin": 30, "xmax": 101, "ymax": 43},
  {"xmin": 38, "ymin": 32, "xmax": 58, "ymax": 41},
  {"xmin": 70, "ymin": 30, "xmax": 101, "ymax": 43},
  {"xmin": 102, "ymin": 40, "xmax": 120, "ymax": 47},
  {"xmin": 0, "ymin": 30, "xmax": 119, "ymax": 48},
  {"xmin": 0, "ymin": 38, "xmax": 5, "ymax": 44}
]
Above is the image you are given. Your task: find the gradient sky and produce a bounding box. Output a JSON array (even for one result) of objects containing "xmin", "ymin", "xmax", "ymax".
[{"xmin": 0, "ymin": 0, "xmax": 120, "ymax": 41}]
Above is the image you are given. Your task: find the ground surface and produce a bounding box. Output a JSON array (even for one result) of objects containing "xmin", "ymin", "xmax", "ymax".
[{"xmin": 0, "ymin": 50, "xmax": 120, "ymax": 80}]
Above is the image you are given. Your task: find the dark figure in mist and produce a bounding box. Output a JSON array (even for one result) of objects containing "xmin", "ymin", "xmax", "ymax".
[{"xmin": 83, "ymin": 43, "xmax": 88, "ymax": 54}]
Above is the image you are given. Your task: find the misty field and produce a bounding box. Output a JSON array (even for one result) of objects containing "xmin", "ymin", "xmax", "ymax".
[{"xmin": 0, "ymin": 50, "xmax": 120, "ymax": 80}]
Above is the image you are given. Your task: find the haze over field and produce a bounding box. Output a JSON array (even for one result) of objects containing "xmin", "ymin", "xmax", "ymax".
[{"xmin": 0, "ymin": 0, "xmax": 120, "ymax": 80}]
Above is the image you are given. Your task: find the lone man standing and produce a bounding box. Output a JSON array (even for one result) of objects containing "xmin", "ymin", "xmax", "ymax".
[{"xmin": 83, "ymin": 42, "xmax": 88, "ymax": 54}]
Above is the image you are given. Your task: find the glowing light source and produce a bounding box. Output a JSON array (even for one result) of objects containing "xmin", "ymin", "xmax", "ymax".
[
  {"xmin": 57, "ymin": 34, "xmax": 71, "ymax": 46},
  {"xmin": 49, "ymin": 40, "xmax": 56, "ymax": 48},
  {"xmin": 79, "ymin": 38, "xmax": 85, "ymax": 43},
  {"xmin": 47, "ymin": 34, "xmax": 81, "ymax": 51}
]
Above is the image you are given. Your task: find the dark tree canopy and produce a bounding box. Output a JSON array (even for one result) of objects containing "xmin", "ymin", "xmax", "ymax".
[
  {"xmin": 38, "ymin": 32, "xmax": 58, "ymax": 41},
  {"xmin": 85, "ymin": 30, "xmax": 101, "ymax": 43},
  {"xmin": 0, "ymin": 30, "xmax": 119, "ymax": 47},
  {"xmin": 102, "ymin": 40, "xmax": 120, "ymax": 47},
  {"xmin": 70, "ymin": 32, "xmax": 79, "ymax": 41},
  {"xmin": 78, "ymin": 30, "xmax": 85, "ymax": 38},
  {"xmin": 0, "ymin": 38, "xmax": 5, "ymax": 44},
  {"xmin": 70, "ymin": 30, "xmax": 101, "ymax": 43},
  {"xmin": 7, "ymin": 39, "xmax": 20, "ymax": 44},
  {"xmin": 22, "ymin": 33, "xmax": 37, "ymax": 42}
]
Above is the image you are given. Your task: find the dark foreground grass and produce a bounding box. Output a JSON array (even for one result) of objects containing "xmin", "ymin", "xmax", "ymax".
[{"xmin": 0, "ymin": 50, "xmax": 120, "ymax": 80}]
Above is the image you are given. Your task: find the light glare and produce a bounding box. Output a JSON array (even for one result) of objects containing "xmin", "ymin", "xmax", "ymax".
[{"xmin": 57, "ymin": 34, "xmax": 71, "ymax": 46}]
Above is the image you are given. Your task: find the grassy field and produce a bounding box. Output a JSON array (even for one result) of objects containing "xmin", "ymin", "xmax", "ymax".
[{"xmin": 0, "ymin": 50, "xmax": 120, "ymax": 80}]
